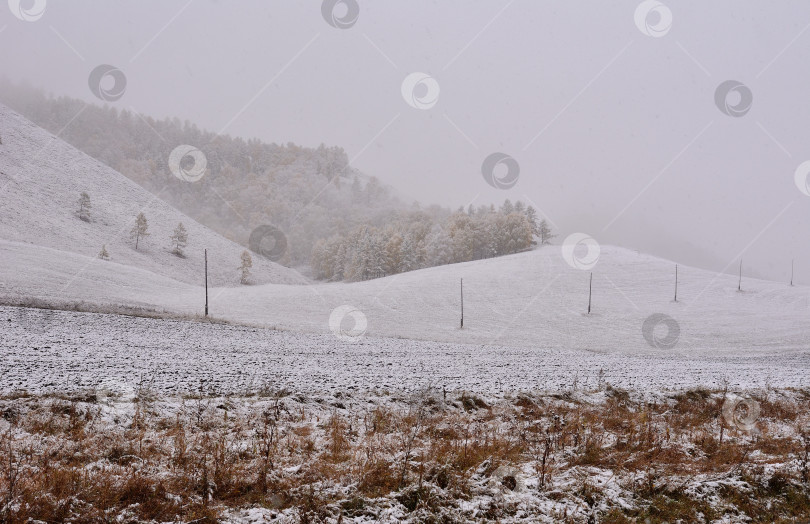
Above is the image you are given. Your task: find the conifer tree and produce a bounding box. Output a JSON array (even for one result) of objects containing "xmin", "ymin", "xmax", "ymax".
[
  {"xmin": 538, "ymin": 219, "xmax": 556, "ymax": 245},
  {"xmin": 130, "ymin": 212, "xmax": 150, "ymax": 250},
  {"xmin": 77, "ymin": 192, "xmax": 91, "ymax": 222},
  {"xmin": 170, "ymin": 222, "xmax": 188, "ymax": 257}
]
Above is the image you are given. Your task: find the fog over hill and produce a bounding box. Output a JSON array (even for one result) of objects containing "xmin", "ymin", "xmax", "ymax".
[
  {"xmin": 0, "ymin": 102, "xmax": 305, "ymax": 287},
  {"xmin": 3, "ymin": 1, "xmax": 810, "ymax": 284},
  {"xmin": 0, "ymin": 81, "xmax": 549, "ymax": 281}
]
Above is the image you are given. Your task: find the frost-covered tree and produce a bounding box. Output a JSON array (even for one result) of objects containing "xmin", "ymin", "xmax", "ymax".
[
  {"xmin": 310, "ymin": 238, "xmax": 331, "ymax": 280},
  {"xmin": 401, "ymin": 232, "xmax": 428, "ymax": 272},
  {"xmin": 239, "ymin": 250, "xmax": 253, "ymax": 284},
  {"xmin": 130, "ymin": 212, "xmax": 149, "ymax": 250},
  {"xmin": 77, "ymin": 192, "xmax": 91, "ymax": 222},
  {"xmin": 311, "ymin": 234, "xmax": 346, "ymax": 281},
  {"xmin": 307, "ymin": 202, "xmax": 535, "ymax": 281},
  {"xmin": 170, "ymin": 222, "xmax": 188, "ymax": 257},
  {"xmin": 501, "ymin": 213, "xmax": 533, "ymax": 254},
  {"xmin": 538, "ymin": 219, "xmax": 556, "ymax": 245},
  {"xmin": 350, "ymin": 176, "xmax": 362, "ymax": 203},
  {"xmin": 344, "ymin": 225, "xmax": 384, "ymax": 281},
  {"xmin": 384, "ymin": 231, "xmax": 403, "ymax": 275},
  {"xmin": 425, "ymin": 227, "xmax": 452, "ymax": 267},
  {"xmin": 500, "ymin": 199, "xmax": 514, "ymax": 215},
  {"xmin": 98, "ymin": 245, "xmax": 110, "ymax": 260},
  {"xmin": 447, "ymin": 212, "xmax": 475, "ymax": 262},
  {"xmin": 525, "ymin": 205, "xmax": 540, "ymax": 233}
]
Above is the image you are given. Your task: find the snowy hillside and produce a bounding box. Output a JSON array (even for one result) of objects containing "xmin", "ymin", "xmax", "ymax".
[
  {"xmin": 2, "ymin": 233, "xmax": 808, "ymax": 356},
  {"xmin": 221, "ymin": 245, "xmax": 810, "ymax": 355},
  {"xmin": 0, "ymin": 103, "xmax": 306, "ymax": 286},
  {"xmin": 0, "ymin": 104, "xmax": 807, "ymax": 357}
]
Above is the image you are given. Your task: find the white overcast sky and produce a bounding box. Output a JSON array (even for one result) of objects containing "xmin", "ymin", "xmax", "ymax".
[{"xmin": 3, "ymin": 0, "xmax": 810, "ymax": 283}]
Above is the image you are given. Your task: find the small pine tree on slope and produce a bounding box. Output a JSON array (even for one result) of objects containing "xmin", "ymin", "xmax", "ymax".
[
  {"xmin": 538, "ymin": 219, "xmax": 556, "ymax": 245},
  {"xmin": 170, "ymin": 222, "xmax": 188, "ymax": 257},
  {"xmin": 130, "ymin": 212, "xmax": 150, "ymax": 250},
  {"xmin": 77, "ymin": 192, "xmax": 91, "ymax": 222}
]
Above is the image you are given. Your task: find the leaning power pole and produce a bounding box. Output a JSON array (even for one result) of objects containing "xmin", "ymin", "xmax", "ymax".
[
  {"xmin": 587, "ymin": 272, "xmax": 593, "ymax": 314},
  {"xmin": 460, "ymin": 278, "xmax": 464, "ymax": 329},
  {"xmin": 204, "ymin": 249, "xmax": 209, "ymax": 317}
]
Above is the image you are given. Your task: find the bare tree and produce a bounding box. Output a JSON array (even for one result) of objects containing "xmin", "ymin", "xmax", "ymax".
[
  {"xmin": 98, "ymin": 245, "xmax": 110, "ymax": 260},
  {"xmin": 77, "ymin": 192, "xmax": 91, "ymax": 222},
  {"xmin": 130, "ymin": 212, "xmax": 150, "ymax": 250},
  {"xmin": 170, "ymin": 222, "xmax": 188, "ymax": 257},
  {"xmin": 239, "ymin": 250, "xmax": 253, "ymax": 284}
]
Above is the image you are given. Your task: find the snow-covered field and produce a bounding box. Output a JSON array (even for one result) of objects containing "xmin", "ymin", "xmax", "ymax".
[
  {"xmin": 3, "ymin": 304, "xmax": 808, "ymax": 395},
  {"xmin": 1, "ymin": 103, "xmax": 809, "ymax": 396}
]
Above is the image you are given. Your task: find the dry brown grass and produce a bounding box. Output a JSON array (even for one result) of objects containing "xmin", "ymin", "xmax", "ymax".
[{"xmin": 1, "ymin": 387, "xmax": 809, "ymax": 522}]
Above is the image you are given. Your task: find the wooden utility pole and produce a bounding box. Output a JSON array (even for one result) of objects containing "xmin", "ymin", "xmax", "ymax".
[
  {"xmin": 674, "ymin": 264, "xmax": 678, "ymax": 302},
  {"xmin": 460, "ymin": 278, "xmax": 464, "ymax": 329},
  {"xmin": 738, "ymin": 259, "xmax": 742, "ymax": 292},
  {"xmin": 204, "ymin": 249, "xmax": 209, "ymax": 317},
  {"xmin": 587, "ymin": 272, "xmax": 593, "ymax": 314}
]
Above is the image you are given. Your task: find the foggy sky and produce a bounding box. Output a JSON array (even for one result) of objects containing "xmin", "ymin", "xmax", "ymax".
[{"xmin": 3, "ymin": 0, "xmax": 810, "ymax": 283}]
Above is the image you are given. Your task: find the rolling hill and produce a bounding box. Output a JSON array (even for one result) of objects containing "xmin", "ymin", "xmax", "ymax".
[
  {"xmin": 0, "ymin": 103, "xmax": 808, "ymax": 357},
  {"xmin": 0, "ymin": 103, "xmax": 306, "ymax": 288}
]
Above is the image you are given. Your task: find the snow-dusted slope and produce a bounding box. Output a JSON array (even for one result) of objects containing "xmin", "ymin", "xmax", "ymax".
[
  {"xmin": 217, "ymin": 245, "xmax": 810, "ymax": 355},
  {"xmin": 1, "ymin": 236, "xmax": 808, "ymax": 356},
  {"xmin": 0, "ymin": 103, "xmax": 807, "ymax": 356},
  {"xmin": 0, "ymin": 103, "xmax": 306, "ymax": 286}
]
